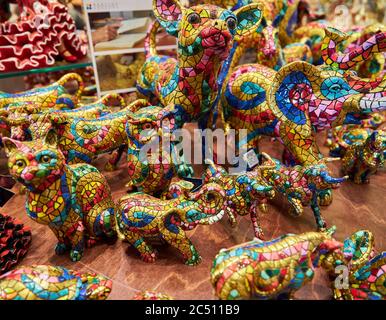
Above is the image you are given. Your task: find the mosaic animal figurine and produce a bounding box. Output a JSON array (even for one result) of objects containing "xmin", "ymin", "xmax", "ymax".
[
  {"xmin": 0, "ymin": 213, "xmax": 31, "ymax": 275},
  {"xmin": 222, "ymin": 27, "xmax": 386, "ymax": 167},
  {"xmin": 210, "ymin": 227, "xmax": 343, "ymax": 300},
  {"xmin": 342, "ymin": 130, "xmax": 386, "ymax": 184},
  {"xmin": 7, "ymin": 99, "xmax": 148, "ymax": 170},
  {"xmin": 0, "ymin": 265, "xmax": 112, "ymax": 300},
  {"xmin": 203, "ymin": 157, "xmax": 275, "ymax": 239},
  {"xmin": 0, "ymin": 1, "xmax": 87, "ymax": 72},
  {"xmin": 260, "ymin": 154, "xmax": 347, "ymax": 230},
  {"xmin": 126, "ymin": 105, "xmax": 192, "ymax": 196},
  {"xmin": 132, "ymin": 291, "xmax": 174, "ymax": 300},
  {"xmin": 137, "ymin": 0, "xmax": 263, "ymax": 129},
  {"xmin": 0, "ymin": 73, "xmax": 84, "ymax": 110},
  {"xmin": 3, "ymin": 130, "xmax": 117, "ymax": 261},
  {"xmin": 0, "ymin": 93, "xmax": 125, "ymax": 141},
  {"xmin": 116, "ymin": 183, "xmax": 227, "ymax": 265}
]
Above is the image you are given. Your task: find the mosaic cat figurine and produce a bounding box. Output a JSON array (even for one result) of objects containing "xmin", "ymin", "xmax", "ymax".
[{"xmin": 3, "ymin": 130, "xmax": 117, "ymax": 262}]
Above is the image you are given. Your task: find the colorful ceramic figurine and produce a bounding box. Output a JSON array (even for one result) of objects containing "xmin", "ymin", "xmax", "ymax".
[
  {"xmin": 260, "ymin": 154, "xmax": 347, "ymax": 230},
  {"xmin": 137, "ymin": 0, "xmax": 263, "ymax": 129},
  {"xmin": 126, "ymin": 105, "xmax": 193, "ymax": 195},
  {"xmin": 116, "ymin": 183, "xmax": 227, "ymax": 265},
  {"xmin": 132, "ymin": 291, "xmax": 174, "ymax": 300},
  {"xmin": 222, "ymin": 27, "xmax": 386, "ymax": 166},
  {"xmin": 0, "ymin": 213, "xmax": 31, "ymax": 275},
  {"xmin": 0, "ymin": 73, "xmax": 84, "ymax": 110},
  {"xmin": 3, "ymin": 130, "xmax": 117, "ymax": 261},
  {"xmin": 211, "ymin": 227, "xmax": 343, "ymax": 300},
  {"xmin": 7, "ymin": 99, "xmax": 148, "ymax": 170},
  {"xmin": 342, "ymin": 130, "xmax": 386, "ymax": 184},
  {"xmin": 0, "ymin": 1, "xmax": 87, "ymax": 72},
  {"xmin": 203, "ymin": 158, "xmax": 275, "ymax": 239},
  {"xmin": 0, "ymin": 265, "xmax": 112, "ymax": 300}
]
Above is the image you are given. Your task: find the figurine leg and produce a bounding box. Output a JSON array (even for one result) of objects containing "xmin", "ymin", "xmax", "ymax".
[
  {"xmin": 311, "ymin": 195, "xmax": 327, "ymax": 230},
  {"xmin": 50, "ymin": 227, "xmax": 70, "ymax": 255},
  {"xmin": 105, "ymin": 145, "xmax": 127, "ymax": 171},
  {"xmin": 68, "ymin": 222, "xmax": 86, "ymax": 262},
  {"xmin": 250, "ymin": 209, "xmax": 264, "ymax": 240},
  {"xmin": 124, "ymin": 231, "xmax": 157, "ymax": 263},
  {"xmin": 161, "ymin": 228, "xmax": 201, "ymax": 266},
  {"xmin": 288, "ymin": 198, "xmax": 303, "ymax": 217}
]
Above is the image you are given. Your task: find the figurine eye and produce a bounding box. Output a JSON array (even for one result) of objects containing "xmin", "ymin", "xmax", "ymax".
[
  {"xmin": 188, "ymin": 13, "xmax": 201, "ymax": 24},
  {"xmin": 329, "ymin": 84, "xmax": 342, "ymax": 92},
  {"xmin": 41, "ymin": 155, "xmax": 51, "ymax": 163},
  {"xmin": 226, "ymin": 17, "xmax": 237, "ymax": 30},
  {"xmin": 142, "ymin": 123, "xmax": 153, "ymax": 130},
  {"xmin": 16, "ymin": 160, "xmax": 26, "ymax": 168}
]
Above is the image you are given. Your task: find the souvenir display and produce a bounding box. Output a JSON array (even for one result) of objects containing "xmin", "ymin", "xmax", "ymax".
[
  {"xmin": 3, "ymin": 130, "xmax": 117, "ymax": 261},
  {"xmin": 0, "ymin": 265, "xmax": 112, "ymax": 300},
  {"xmin": 116, "ymin": 183, "xmax": 227, "ymax": 265},
  {"xmin": 137, "ymin": 0, "xmax": 263, "ymax": 129},
  {"xmin": 0, "ymin": 1, "xmax": 87, "ymax": 72},
  {"xmin": 210, "ymin": 227, "xmax": 343, "ymax": 300},
  {"xmin": 0, "ymin": 213, "xmax": 31, "ymax": 275},
  {"xmin": 260, "ymin": 153, "xmax": 347, "ymax": 230},
  {"xmin": 203, "ymin": 158, "xmax": 275, "ymax": 239},
  {"xmin": 0, "ymin": 0, "xmax": 384, "ymax": 302},
  {"xmin": 341, "ymin": 130, "xmax": 386, "ymax": 184},
  {"xmin": 0, "ymin": 73, "xmax": 84, "ymax": 110}
]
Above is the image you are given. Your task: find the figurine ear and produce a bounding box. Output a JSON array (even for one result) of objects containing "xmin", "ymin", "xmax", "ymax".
[
  {"xmin": 153, "ymin": 0, "xmax": 183, "ymax": 37},
  {"xmin": 2, "ymin": 137, "xmax": 23, "ymax": 157},
  {"xmin": 233, "ymin": 3, "xmax": 263, "ymax": 41},
  {"xmin": 44, "ymin": 129, "xmax": 58, "ymax": 148}
]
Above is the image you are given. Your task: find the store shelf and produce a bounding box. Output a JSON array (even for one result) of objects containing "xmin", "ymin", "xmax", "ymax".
[
  {"xmin": 0, "ymin": 61, "xmax": 93, "ymax": 79},
  {"xmin": 100, "ymin": 87, "xmax": 137, "ymax": 96},
  {"xmin": 94, "ymin": 45, "xmax": 177, "ymax": 57}
]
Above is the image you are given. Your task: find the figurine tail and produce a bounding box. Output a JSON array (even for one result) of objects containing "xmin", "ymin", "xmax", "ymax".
[
  {"xmin": 145, "ymin": 20, "xmax": 160, "ymax": 59},
  {"xmin": 56, "ymin": 73, "xmax": 85, "ymax": 98}
]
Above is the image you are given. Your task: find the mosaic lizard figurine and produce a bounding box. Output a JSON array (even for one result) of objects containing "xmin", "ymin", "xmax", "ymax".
[
  {"xmin": 137, "ymin": 0, "xmax": 263, "ymax": 129},
  {"xmin": 203, "ymin": 157, "xmax": 275, "ymax": 239},
  {"xmin": 116, "ymin": 183, "xmax": 227, "ymax": 265},
  {"xmin": 6, "ymin": 99, "xmax": 149, "ymax": 170},
  {"xmin": 0, "ymin": 265, "xmax": 112, "ymax": 300},
  {"xmin": 0, "ymin": 73, "xmax": 84, "ymax": 110},
  {"xmin": 132, "ymin": 291, "xmax": 174, "ymax": 300},
  {"xmin": 341, "ymin": 130, "xmax": 386, "ymax": 184},
  {"xmin": 125, "ymin": 105, "xmax": 192, "ymax": 196},
  {"xmin": 211, "ymin": 227, "xmax": 343, "ymax": 300},
  {"xmin": 3, "ymin": 130, "xmax": 117, "ymax": 262},
  {"xmin": 260, "ymin": 153, "xmax": 347, "ymax": 230}
]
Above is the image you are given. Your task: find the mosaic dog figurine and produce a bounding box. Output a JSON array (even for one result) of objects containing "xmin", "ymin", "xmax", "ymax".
[
  {"xmin": 137, "ymin": 0, "xmax": 263, "ymax": 129},
  {"xmin": 211, "ymin": 227, "xmax": 343, "ymax": 300},
  {"xmin": 116, "ymin": 183, "xmax": 227, "ymax": 265},
  {"xmin": 3, "ymin": 130, "xmax": 117, "ymax": 262},
  {"xmin": 0, "ymin": 265, "xmax": 112, "ymax": 300},
  {"xmin": 0, "ymin": 73, "xmax": 84, "ymax": 110},
  {"xmin": 203, "ymin": 158, "xmax": 275, "ymax": 239},
  {"xmin": 342, "ymin": 130, "xmax": 386, "ymax": 184},
  {"xmin": 125, "ymin": 104, "xmax": 192, "ymax": 196},
  {"xmin": 260, "ymin": 153, "xmax": 348, "ymax": 230}
]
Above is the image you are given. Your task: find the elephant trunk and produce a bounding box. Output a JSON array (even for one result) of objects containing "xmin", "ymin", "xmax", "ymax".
[{"xmin": 320, "ymin": 171, "xmax": 347, "ymax": 185}]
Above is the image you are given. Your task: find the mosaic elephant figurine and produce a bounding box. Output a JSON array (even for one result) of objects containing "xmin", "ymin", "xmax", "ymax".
[
  {"xmin": 125, "ymin": 105, "xmax": 193, "ymax": 196},
  {"xmin": 260, "ymin": 153, "xmax": 348, "ymax": 230},
  {"xmin": 3, "ymin": 130, "xmax": 117, "ymax": 262},
  {"xmin": 203, "ymin": 157, "xmax": 275, "ymax": 239},
  {"xmin": 5, "ymin": 99, "xmax": 148, "ymax": 170},
  {"xmin": 0, "ymin": 73, "xmax": 84, "ymax": 110},
  {"xmin": 342, "ymin": 130, "xmax": 386, "ymax": 184},
  {"xmin": 222, "ymin": 27, "xmax": 386, "ymax": 166},
  {"xmin": 0, "ymin": 1, "xmax": 87, "ymax": 72},
  {"xmin": 0, "ymin": 265, "xmax": 112, "ymax": 300},
  {"xmin": 0, "ymin": 213, "xmax": 31, "ymax": 275},
  {"xmin": 137, "ymin": 0, "xmax": 263, "ymax": 130},
  {"xmin": 116, "ymin": 183, "xmax": 227, "ymax": 265},
  {"xmin": 210, "ymin": 227, "xmax": 343, "ymax": 300}
]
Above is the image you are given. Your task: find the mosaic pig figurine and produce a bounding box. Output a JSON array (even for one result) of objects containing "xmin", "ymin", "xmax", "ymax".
[
  {"xmin": 203, "ymin": 157, "xmax": 275, "ymax": 239},
  {"xmin": 3, "ymin": 130, "xmax": 117, "ymax": 262},
  {"xmin": 342, "ymin": 130, "xmax": 386, "ymax": 184},
  {"xmin": 0, "ymin": 265, "xmax": 112, "ymax": 300},
  {"xmin": 116, "ymin": 183, "xmax": 227, "ymax": 265},
  {"xmin": 260, "ymin": 153, "xmax": 348, "ymax": 230},
  {"xmin": 211, "ymin": 227, "xmax": 343, "ymax": 300}
]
